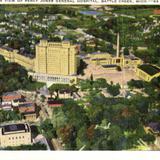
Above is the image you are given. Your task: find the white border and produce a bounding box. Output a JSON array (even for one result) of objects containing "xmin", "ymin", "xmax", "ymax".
[{"xmin": 0, "ymin": 151, "xmax": 160, "ymax": 160}]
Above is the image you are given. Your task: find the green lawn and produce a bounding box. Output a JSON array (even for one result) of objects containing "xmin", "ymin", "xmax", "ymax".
[
  {"xmin": 25, "ymin": 81, "xmax": 46, "ymax": 91},
  {"xmin": 113, "ymin": 8, "xmax": 153, "ymax": 17}
]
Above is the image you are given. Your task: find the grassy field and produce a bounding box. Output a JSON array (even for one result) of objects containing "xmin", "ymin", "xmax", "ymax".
[
  {"xmin": 26, "ymin": 81, "xmax": 46, "ymax": 91},
  {"xmin": 113, "ymin": 8, "xmax": 154, "ymax": 17}
]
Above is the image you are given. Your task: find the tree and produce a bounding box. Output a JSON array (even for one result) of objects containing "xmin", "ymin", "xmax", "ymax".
[
  {"xmin": 78, "ymin": 79, "xmax": 93, "ymax": 91},
  {"xmin": 107, "ymin": 83, "xmax": 120, "ymax": 97},
  {"xmin": 0, "ymin": 110, "xmax": 22, "ymax": 123},
  {"xmin": 90, "ymin": 74, "xmax": 93, "ymax": 82},
  {"xmin": 76, "ymin": 125, "xmax": 89, "ymax": 150},
  {"xmin": 40, "ymin": 95, "xmax": 46, "ymax": 102},
  {"xmin": 3, "ymin": 142, "xmax": 47, "ymax": 150},
  {"xmin": 124, "ymin": 47, "xmax": 130, "ymax": 55},
  {"xmin": 93, "ymin": 78, "xmax": 108, "ymax": 89},
  {"xmin": 52, "ymin": 108, "xmax": 68, "ymax": 129},
  {"xmin": 127, "ymin": 79, "xmax": 145, "ymax": 89},
  {"xmin": 39, "ymin": 119, "xmax": 57, "ymax": 139}
]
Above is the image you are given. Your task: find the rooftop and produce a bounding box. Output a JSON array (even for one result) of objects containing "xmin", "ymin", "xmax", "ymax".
[
  {"xmin": 90, "ymin": 52, "xmax": 110, "ymax": 55},
  {"xmin": 13, "ymin": 98, "xmax": 26, "ymax": 103},
  {"xmin": 125, "ymin": 55, "xmax": 139, "ymax": 60},
  {"xmin": 18, "ymin": 103, "xmax": 35, "ymax": 113},
  {"xmin": 47, "ymin": 100, "xmax": 63, "ymax": 107},
  {"xmin": 2, "ymin": 91, "xmax": 20, "ymax": 97},
  {"xmin": 138, "ymin": 64, "xmax": 160, "ymax": 76},
  {"xmin": 0, "ymin": 45, "xmax": 14, "ymax": 52},
  {"xmin": 1, "ymin": 123, "xmax": 30, "ymax": 134}
]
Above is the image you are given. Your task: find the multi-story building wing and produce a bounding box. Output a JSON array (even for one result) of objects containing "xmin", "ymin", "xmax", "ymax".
[
  {"xmin": 0, "ymin": 40, "xmax": 79, "ymax": 84},
  {"xmin": 35, "ymin": 40, "xmax": 78, "ymax": 76}
]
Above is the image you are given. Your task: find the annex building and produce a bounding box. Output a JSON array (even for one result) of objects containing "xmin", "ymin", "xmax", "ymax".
[
  {"xmin": 87, "ymin": 33, "xmax": 160, "ymax": 82},
  {"xmin": 0, "ymin": 40, "xmax": 79, "ymax": 84},
  {"xmin": 88, "ymin": 52, "xmax": 143, "ymax": 69},
  {"xmin": 0, "ymin": 123, "xmax": 32, "ymax": 148},
  {"xmin": 136, "ymin": 64, "xmax": 160, "ymax": 82},
  {"xmin": 88, "ymin": 33, "xmax": 143, "ymax": 70}
]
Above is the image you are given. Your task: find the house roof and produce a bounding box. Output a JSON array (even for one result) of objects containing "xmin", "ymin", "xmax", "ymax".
[
  {"xmin": 47, "ymin": 100, "xmax": 63, "ymax": 106},
  {"xmin": 18, "ymin": 103, "xmax": 35, "ymax": 113},
  {"xmin": 2, "ymin": 91, "xmax": 20, "ymax": 97}
]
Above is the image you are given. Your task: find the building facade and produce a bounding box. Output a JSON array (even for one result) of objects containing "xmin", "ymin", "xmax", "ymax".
[
  {"xmin": 0, "ymin": 123, "xmax": 32, "ymax": 148},
  {"xmin": 0, "ymin": 47, "xmax": 34, "ymax": 71},
  {"xmin": 0, "ymin": 40, "xmax": 79, "ymax": 84},
  {"xmin": 88, "ymin": 53, "xmax": 143, "ymax": 69},
  {"xmin": 35, "ymin": 40, "xmax": 78, "ymax": 76},
  {"xmin": 2, "ymin": 92, "xmax": 22, "ymax": 105},
  {"xmin": 136, "ymin": 64, "xmax": 160, "ymax": 82}
]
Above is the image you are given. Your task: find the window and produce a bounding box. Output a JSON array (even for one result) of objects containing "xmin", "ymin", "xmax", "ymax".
[{"xmin": 116, "ymin": 59, "xmax": 120, "ymax": 63}]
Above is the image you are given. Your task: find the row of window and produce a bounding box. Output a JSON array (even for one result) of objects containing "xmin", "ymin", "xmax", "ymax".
[
  {"xmin": 8, "ymin": 136, "xmax": 25, "ymax": 140},
  {"xmin": 33, "ymin": 75, "xmax": 70, "ymax": 83}
]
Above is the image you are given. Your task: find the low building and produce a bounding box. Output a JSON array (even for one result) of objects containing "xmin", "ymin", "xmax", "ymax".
[
  {"xmin": 88, "ymin": 52, "xmax": 142, "ymax": 69},
  {"xmin": 0, "ymin": 104, "xmax": 13, "ymax": 111},
  {"xmin": 86, "ymin": 39, "xmax": 96, "ymax": 47},
  {"xmin": 12, "ymin": 98, "xmax": 26, "ymax": 107},
  {"xmin": 0, "ymin": 123, "xmax": 32, "ymax": 148},
  {"xmin": 59, "ymin": 89, "xmax": 72, "ymax": 99},
  {"xmin": 136, "ymin": 64, "xmax": 160, "ymax": 82},
  {"xmin": 2, "ymin": 92, "xmax": 22, "ymax": 104},
  {"xmin": 18, "ymin": 103, "xmax": 37, "ymax": 122},
  {"xmin": 87, "ymin": 33, "xmax": 143, "ymax": 71},
  {"xmin": 47, "ymin": 100, "xmax": 64, "ymax": 108}
]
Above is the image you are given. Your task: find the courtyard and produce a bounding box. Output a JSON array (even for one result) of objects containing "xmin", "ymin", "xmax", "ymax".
[{"xmin": 79, "ymin": 59, "xmax": 140, "ymax": 87}]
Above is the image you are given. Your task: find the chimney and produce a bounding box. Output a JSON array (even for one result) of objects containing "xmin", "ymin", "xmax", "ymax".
[{"xmin": 116, "ymin": 33, "xmax": 120, "ymax": 58}]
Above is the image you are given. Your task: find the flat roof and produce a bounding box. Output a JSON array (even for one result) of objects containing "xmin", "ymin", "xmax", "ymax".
[
  {"xmin": 19, "ymin": 102, "xmax": 34, "ymax": 108},
  {"xmin": 90, "ymin": 52, "xmax": 109, "ymax": 55},
  {"xmin": 138, "ymin": 64, "xmax": 160, "ymax": 76},
  {"xmin": 102, "ymin": 64, "xmax": 118, "ymax": 68},
  {"xmin": 2, "ymin": 91, "xmax": 20, "ymax": 97},
  {"xmin": 48, "ymin": 100, "xmax": 63, "ymax": 105},
  {"xmin": 2, "ymin": 123, "xmax": 29, "ymax": 134}
]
